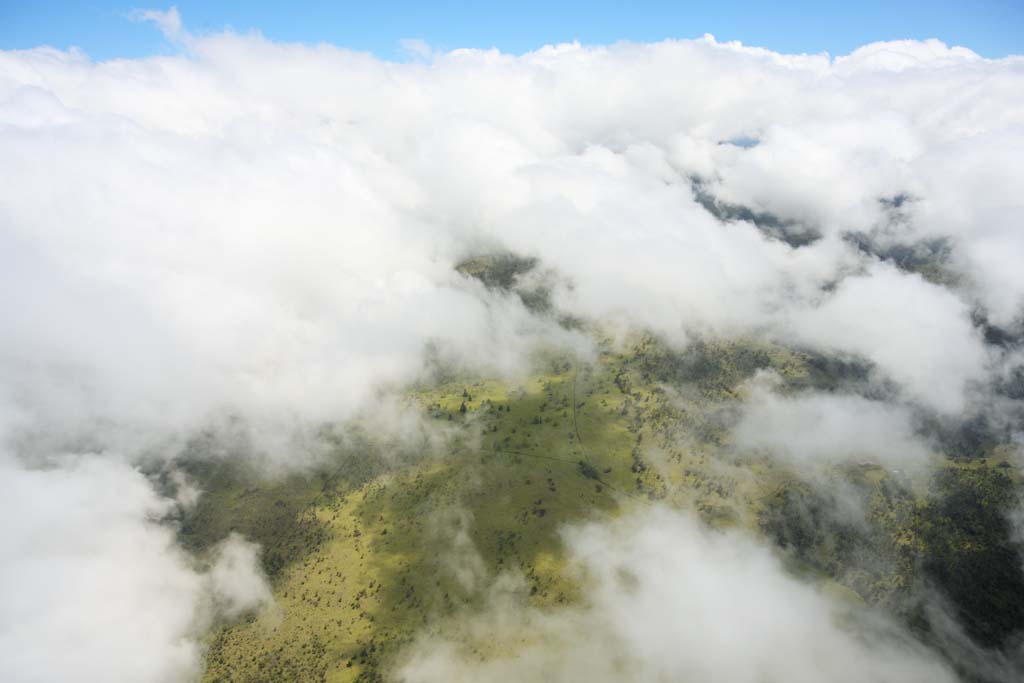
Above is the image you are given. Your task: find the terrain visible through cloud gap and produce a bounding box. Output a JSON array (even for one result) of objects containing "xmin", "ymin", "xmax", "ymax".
[{"xmin": 1, "ymin": 8, "xmax": 1024, "ymax": 683}]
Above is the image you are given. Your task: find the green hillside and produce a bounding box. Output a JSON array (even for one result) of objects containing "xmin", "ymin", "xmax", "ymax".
[{"xmin": 178, "ymin": 327, "xmax": 1024, "ymax": 682}]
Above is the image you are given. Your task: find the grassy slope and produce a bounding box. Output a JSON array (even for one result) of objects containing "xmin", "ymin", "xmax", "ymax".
[{"xmin": 190, "ymin": 331, "xmax": 1022, "ymax": 682}]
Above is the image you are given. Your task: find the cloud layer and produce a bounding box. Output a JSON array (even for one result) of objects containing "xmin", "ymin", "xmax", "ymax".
[
  {"xmin": 1, "ymin": 16, "xmax": 1023, "ymax": 682},
  {"xmin": 397, "ymin": 507, "xmax": 956, "ymax": 683},
  {"xmin": 2, "ymin": 29, "xmax": 1022, "ymax": 452}
]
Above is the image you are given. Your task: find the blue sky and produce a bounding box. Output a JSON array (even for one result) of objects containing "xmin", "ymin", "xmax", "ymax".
[{"xmin": 2, "ymin": 1, "xmax": 1022, "ymax": 60}]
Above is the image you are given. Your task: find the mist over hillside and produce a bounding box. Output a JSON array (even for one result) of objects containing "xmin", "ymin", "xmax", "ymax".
[{"xmin": 1, "ymin": 9, "xmax": 1023, "ymax": 683}]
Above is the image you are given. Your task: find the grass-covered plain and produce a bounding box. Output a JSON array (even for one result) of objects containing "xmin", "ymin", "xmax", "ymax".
[{"xmin": 185, "ymin": 331, "xmax": 1022, "ymax": 682}]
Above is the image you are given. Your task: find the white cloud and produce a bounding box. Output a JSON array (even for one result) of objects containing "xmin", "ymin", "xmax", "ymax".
[
  {"xmin": 396, "ymin": 507, "xmax": 956, "ymax": 682},
  {"xmin": 129, "ymin": 7, "xmax": 185, "ymax": 43},
  {"xmin": 2, "ymin": 38, "xmax": 1020, "ymax": 427},
  {"xmin": 206, "ymin": 533, "xmax": 273, "ymax": 620},
  {"xmin": 733, "ymin": 371, "xmax": 932, "ymax": 467},
  {"xmin": 399, "ymin": 38, "xmax": 435, "ymax": 62},
  {"xmin": 0, "ymin": 455, "xmax": 272, "ymax": 683},
  {"xmin": 787, "ymin": 265, "xmax": 989, "ymax": 414}
]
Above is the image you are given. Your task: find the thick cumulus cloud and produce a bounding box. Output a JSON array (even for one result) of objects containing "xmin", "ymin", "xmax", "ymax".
[
  {"xmin": 396, "ymin": 507, "xmax": 955, "ymax": 683},
  {"xmin": 2, "ymin": 12, "xmax": 1024, "ymax": 682},
  {"xmin": 1, "ymin": 23, "xmax": 1022, "ymax": 450},
  {"xmin": 0, "ymin": 456, "xmax": 272, "ymax": 683}
]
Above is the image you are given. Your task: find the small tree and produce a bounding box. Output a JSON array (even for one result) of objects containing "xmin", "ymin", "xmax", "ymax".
[
  {"xmin": 459, "ymin": 401, "xmax": 467, "ymax": 414},
  {"xmin": 578, "ymin": 460, "xmax": 600, "ymax": 480}
]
